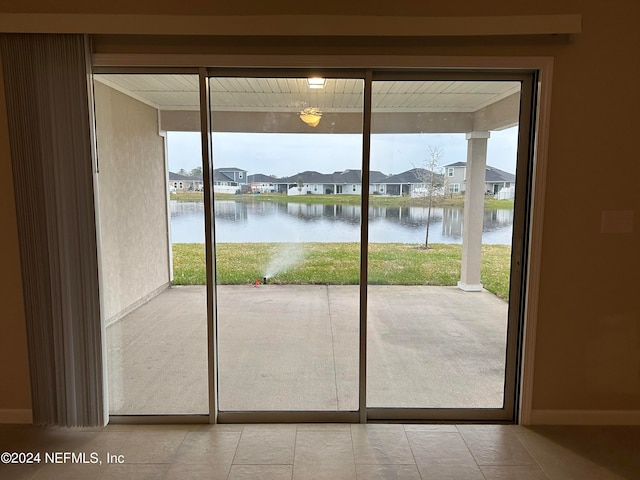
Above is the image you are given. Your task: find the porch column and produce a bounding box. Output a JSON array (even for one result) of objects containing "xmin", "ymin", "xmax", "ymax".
[{"xmin": 458, "ymin": 131, "xmax": 490, "ymax": 292}]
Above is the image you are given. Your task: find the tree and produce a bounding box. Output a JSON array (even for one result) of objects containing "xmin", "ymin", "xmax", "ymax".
[
  {"xmin": 178, "ymin": 168, "xmax": 187, "ymax": 176},
  {"xmin": 189, "ymin": 166, "xmax": 202, "ymax": 177},
  {"xmin": 415, "ymin": 146, "xmax": 445, "ymax": 249}
]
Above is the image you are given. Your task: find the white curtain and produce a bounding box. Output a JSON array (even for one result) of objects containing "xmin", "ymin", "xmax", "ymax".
[{"xmin": 1, "ymin": 34, "xmax": 104, "ymax": 427}]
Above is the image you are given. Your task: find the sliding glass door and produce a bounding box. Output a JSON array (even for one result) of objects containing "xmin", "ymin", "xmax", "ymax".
[
  {"xmin": 95, "ymin": 67, "xmax": 535, "ymax": 423},
  {"xmin": 366, "ymin": 76, "xmax": 531, "ymax": 420},
  {"xmin": 210, "ymin": 75, "xmax": 363, "ymax": 418},
  {"xmin": 94, "ymin": 73, "xmax": 209, "ymax": 416}
]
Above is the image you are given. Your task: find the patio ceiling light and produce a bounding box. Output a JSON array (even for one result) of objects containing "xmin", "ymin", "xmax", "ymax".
[
  {"xmin": 299, "ymin": 107, "xmax": 322, "ymax": 127},
  {"xmin": 306, "ymin": 77, "xmax": 326, "ymax": 89}
]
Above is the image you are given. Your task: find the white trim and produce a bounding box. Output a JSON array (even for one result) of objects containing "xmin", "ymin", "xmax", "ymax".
[
  {"xmin": 0, "ymin": 14, "xmax": 582, "ymax": 36},
  {"xmin": 88, "ymin": 54, "xmax": 553, "ymax": 425},
  {"xmin": 105, "ymin": 282, "xmax": 170, "ymax": 327},
  {"xmin": 466, "ymin": 131, "xmax": 491, "ymax": 140},
  {"xmin": 93, "ymin": 53, "xmax": 557, "ymax": 69},
  {"xmin": 519, "ymin": 58, "xmax": 554, "ymax": 426},
  {"xmin": 529, "ymin": 410, "xmax": 640, "ymax": 426},
  {"xmin": 0, "ymin": 409, "xmax": 33, "ymax": 424},
  {"xmin": 457, "ymin": 281, "xmax": 483, "ymax": 292}
]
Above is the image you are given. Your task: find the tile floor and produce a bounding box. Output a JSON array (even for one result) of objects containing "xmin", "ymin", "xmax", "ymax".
[{"xmin": 0, "ymin": 423, "xmax": 639, "ymax": 480}]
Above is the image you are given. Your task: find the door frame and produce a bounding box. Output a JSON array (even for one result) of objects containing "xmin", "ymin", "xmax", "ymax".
[{"xmin": 95, "ymin": 56, "xmax": 553, "ymax": 426}]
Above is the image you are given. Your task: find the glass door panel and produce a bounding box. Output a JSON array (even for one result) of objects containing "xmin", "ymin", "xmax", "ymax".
[
  {"xmin": 211, "ymin": 76, "xmax": 364, "ymax": 412},
  {"xmin": 94, "ymin": 73, "xmax": 209, "ymax": 415},
  {"xmin": 367, "ymin": 80, "xmax": 522, "ymax": 410}
]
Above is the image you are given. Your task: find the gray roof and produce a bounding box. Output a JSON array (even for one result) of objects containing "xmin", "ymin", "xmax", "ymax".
[
  {"xmin": 442, "ymin": 162, "xmax": 516, "ymax": 183},
  {"xmin": 213, "ymin": 171, "xmax": 235, "ymax": 182},
  {"xmin": 169, "ymin": 171, "xmax": 202, "ymax": 181},
  {"xmin": 384, "ymin": 168, "xmax": 440, "ymax": 184},
  {"xmin": 216, "ymin": 167, "xmax": 247, "ymax": 172},
  {"xmin": 444, "ymin": 161, "xmax": 467, "ymax": 168},
  {"xmin": 485, "ymin": 166, "xmax": 516, "ymax": 183},
  {"xmin": 268, "ymin": 169, "xmax": 389, "ymax": 184},
  {"xmin": 248, "ymin": 174, "xmax": 277, "ymax": 183},
  {"xmin": 369, "ymin": 171, "xmax": 388, "ymax": 183}
]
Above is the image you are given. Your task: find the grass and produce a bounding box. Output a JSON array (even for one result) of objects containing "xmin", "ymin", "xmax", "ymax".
[
  {"xmin": 171, "ymin": 192, "xmax": 514, "ymax": 210},
  {"xmin": 172, "ymin": 242, "xmax": 512, "ymax": 301}
]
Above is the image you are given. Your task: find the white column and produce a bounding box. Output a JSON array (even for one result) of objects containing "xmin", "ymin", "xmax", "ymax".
[{"xmin": 458, "ymin": 131, "xmax": 490, "ymax": 292}]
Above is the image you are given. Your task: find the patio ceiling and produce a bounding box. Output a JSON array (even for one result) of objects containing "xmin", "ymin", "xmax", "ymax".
[{"xmin": 94, "ymin": 74, "xmax": 520, "ymax": 133}]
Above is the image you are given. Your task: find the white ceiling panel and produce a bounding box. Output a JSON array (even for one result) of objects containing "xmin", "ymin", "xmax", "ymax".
[{"xmin": 94, "ymin": 74, "xmax": 519, "ymax": 113}]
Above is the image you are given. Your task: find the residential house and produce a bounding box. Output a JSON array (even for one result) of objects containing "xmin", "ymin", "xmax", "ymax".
[
  {"xmin": 213, "ymin": 169, "xmax": 241, "ymax": 194},
  {"xmin": 444, "ymin": 162, "xmax": 516, "ymax": 197},
  {"xmin": 269, "ymin": 169, "xmax": 389, "ymax": 195},
  {"xmin": 216, "ymin": 167, "xmax": 247, "ymax": 184},
  {"xmin": 247, "ymin": 173, "xmax": 277, "ymax": 193},
  {"xmin": 168, "ymin": 171, "xmax": 203, "ymax": 192},
  {"xmin": 383, "ymin": 168, "xmax": 443, "ymax": 197}
]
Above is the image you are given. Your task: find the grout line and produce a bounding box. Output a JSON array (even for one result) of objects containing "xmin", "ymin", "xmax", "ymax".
[
  {"xmin": 229, "ymin": 426, "xmax": 244, "ymax": 472},
  {"xmin": 291, "ymin": 426, "xmax": 298, "ymax": 480},
  {"xmin": 350, "ymin": 423, "xmax": 358, "ymax": 475},
  {"xmin": 456, "ymin": 427, "xmax": 488, "ymax": 480},
  {"xmin": 404, "ymin": 426, "xmax": 424, "ymax": 479},
  {"xmin": 326, "ymin": 285, "xmax": 341, "ymax": 411},
  {"xmin": 511, "ymin": 430, "xmax": 552, "ymax": 480}
]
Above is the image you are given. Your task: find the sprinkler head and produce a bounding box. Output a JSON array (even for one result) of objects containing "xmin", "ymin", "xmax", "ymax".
[{"xmin": 263, "ymin": 277, "xmax": 268, "ymax": 284}]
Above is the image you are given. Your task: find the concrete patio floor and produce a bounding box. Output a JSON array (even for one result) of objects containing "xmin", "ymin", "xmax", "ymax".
[{"xmin": 107, "ymin": 285, "xmax": 508, "ymax": 415}]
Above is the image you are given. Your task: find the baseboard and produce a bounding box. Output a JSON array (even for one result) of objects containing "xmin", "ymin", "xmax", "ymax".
[
  {"xmin": 529, "ymin": 409, "xmax": 640, "ymax": 425},
  {"xmin": 105, "ymin": 282, "xmax": 170, "ymax": 327},
  {"xmin": 0, "ymin": 409, "xmax": 32, "ymax": 424}
]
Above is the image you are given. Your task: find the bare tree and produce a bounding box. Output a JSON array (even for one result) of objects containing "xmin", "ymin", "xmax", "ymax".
[{"xmin": 415, "ymin": 146, "xmax": 445, "ymax": 249}]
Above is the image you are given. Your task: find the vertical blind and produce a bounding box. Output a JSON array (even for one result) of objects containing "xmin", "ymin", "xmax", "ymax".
[{"xmin": 1, "ymin": 34, "xmax": 104, "ymax": 427}]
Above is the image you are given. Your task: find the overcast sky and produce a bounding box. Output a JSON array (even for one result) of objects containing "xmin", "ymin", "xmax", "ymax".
[{"xmin": 167, "ymin": 126, "xmax": 519, "ymax": 178}]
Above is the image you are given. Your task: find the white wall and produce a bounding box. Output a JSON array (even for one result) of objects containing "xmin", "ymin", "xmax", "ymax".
[{"xmin": 94, "ymin": 82, "xmax": 170, "ymax": 322}]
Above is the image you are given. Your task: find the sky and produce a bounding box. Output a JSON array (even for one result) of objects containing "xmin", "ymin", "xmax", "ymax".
[{"xmin": 167, "ymin": 126, "xmax": 519, "ymax": 178}]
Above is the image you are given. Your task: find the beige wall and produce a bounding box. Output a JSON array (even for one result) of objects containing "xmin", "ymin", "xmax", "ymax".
[
  {"xmin": 0, "ymin": 50, "xmax": 31, "ymax": 413},
  {"xmin": 94, "ymin": 82, "xmax": 170, "ymax": 321},
  {"xmin": 0, "ymin": 0, "xmax": 639, "ymax": 417}
]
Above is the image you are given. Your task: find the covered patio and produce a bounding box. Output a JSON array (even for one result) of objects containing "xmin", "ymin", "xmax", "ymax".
[{"xmin": 107, "ymin": 285, "xmax": 508, "ymax": 415}]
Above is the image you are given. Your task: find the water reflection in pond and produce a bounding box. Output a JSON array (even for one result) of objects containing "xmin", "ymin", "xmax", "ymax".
[{"xmin": 170, "ymin": 200, "xmax": 513, "ymax": 245}]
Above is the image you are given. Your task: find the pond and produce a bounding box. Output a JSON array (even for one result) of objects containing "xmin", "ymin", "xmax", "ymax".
[{"xmin": 170, "ymin": 200, "xmax": 513, "ymax": 245}]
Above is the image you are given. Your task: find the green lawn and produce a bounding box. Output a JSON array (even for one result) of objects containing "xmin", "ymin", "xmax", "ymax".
[
  {"xmin": 172, "ymin": 242, "xmax": 512, "ymax": 301},
  {"xmin": 171, "ymin": 192, "xmax": 514, "ymax": 210}
]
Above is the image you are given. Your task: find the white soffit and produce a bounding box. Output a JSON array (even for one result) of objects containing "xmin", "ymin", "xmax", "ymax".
[{"xmin": 93, "ymin": 74, "xmax": 520, "ymax": 113}]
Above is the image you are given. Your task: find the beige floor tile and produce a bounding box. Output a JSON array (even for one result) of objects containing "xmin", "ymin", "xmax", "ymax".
[
  {"xmin": 293, "ymin": 462, "xmax": 357, "ymax": 480},
  {"xmin": 519, "ymin": 426, "xmax": 640, "ymax": 480},
  {"xmin": 24, "ymin": 464, "xmax": 104, "ymax": 480},
  {"xmin": 406, "ymin": 432, "xmax": 476, "ymax": 466},
  {"xmin": 173, "ymin": 431, "xmax": 241, "ymax": 465},
  {"xmin": 228, "ymin": 464, "xmax": 293, "ymax": 480},
  {"xmin": 403, "ymin": 425, "xmax": 459, "ymax": 433},
  {"xmin": 162, "ymin": 463, "xmax": 230, "ymax": 480},
  {"xmin": 189, "ymin": 424, "xmax": 245, "ymax": 433},
  {"xmin": 294, "ymin": 430, "xmax": 354, "ymax": 466},
  {"xmin": 233, "ymin": 426, "xmax": 296, "ymax": 465},
  {"xmin": 30, "ymin": 463, "xmax": 167, "ymax": 480},
  {"xmin": 296, "ymin": 424, "xmax": 351, "ymax": 432},
  {"xmin": 99, "ymin": 464, "xmax": 169, "ymax": 479},
  {"xmin": 117, "ymin": 431, "xmax": 187, "ymax": 463},
  {"xmin": 355, "ymin": 464, "xmax": 421, "ymax": 479},
  {"xmin": 417, "ymin": 464, "xmax": 485, "ymax": 479},
  {"xmin": 480, "ymin": 465, "xmax": 550, "ymax": 479},
  {"xmin": 0, "ymin": 463, "xmax": 43, "ymax": 480},
  {"xmin": 457, "ymin": 425, "xmax": 537, "ymax": 466},
  {"xmin": 515, "ymin": 429, "xmax": 627, "ymax": 480},
  {"xmin": 351, "ymin": 425, "xmax": 414, "ymax": 465}
]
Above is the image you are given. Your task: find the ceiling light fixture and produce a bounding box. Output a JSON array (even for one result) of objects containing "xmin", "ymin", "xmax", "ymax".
[
  {"xmin": 307, "ymin": 77, "xmax": 326, "ymax": 89},
  {"xmin": 299, "ymin": 107, "xmax": 323, "ymax": 127}
]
